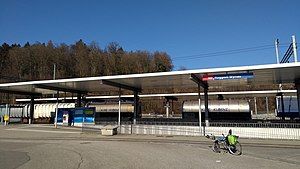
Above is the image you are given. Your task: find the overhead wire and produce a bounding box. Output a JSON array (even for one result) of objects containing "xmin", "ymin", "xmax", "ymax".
[
  {"xmin": 280, "ymin": 43, "xmax": 294, "ymax": 63},
  {"xmin": 172, "ymin": 43, "xmax": 290, "ymax": 61}
]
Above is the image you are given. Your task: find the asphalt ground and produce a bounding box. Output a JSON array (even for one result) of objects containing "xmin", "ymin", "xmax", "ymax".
[{"xmin": 0, "ymin": 124, "xmax": 299, "ymax": 169}]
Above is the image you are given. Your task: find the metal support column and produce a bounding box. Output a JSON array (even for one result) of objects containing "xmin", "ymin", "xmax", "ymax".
[
  {"xmin": 55, "ymin": 91, "xmax": 59, "ymax": 128},
  {"xmin": 280, "ymin": 94, "xmax": 285, "ymax": 120},
  {"xmin": 197, "ymin": 84, "xmax": 202, "ymax": 135},
  {"xmin": 292, "ymin": 35, "xmax": 298, "ymax": 62},
  {"xmin": 254, "ymin": 97, "xmax": 257, "ymax": 115},
  {"xmin": 204, "ymin": 87, "xmax": 209, "ymax": 127},
  {"xmin": 0, "ymin": 111, "xmax": 2, "ymax": 124},
  {"xmin": 76, "ymin": 93, "xmax": 82, "ymax": 107},
  {"xmin": 165, "ymin": 100, "xmax": 170, "ymax": 118},
  {"xmin": 275, "ymin": 39, "xmax": 283, "ymax": 90},
  {"xmin": 29, "ymin": 95, "xmax": 34, "ymax": 124},
  {"xmin": 266, "ymin": 97, "xmax": 269, "ymax": 114},
  {"xmin": 118, "ymin": 88, "xmax": 121, "ymax": 132},
  {"xmin": 171, "ymin": 100, "xmax": 174, "ymax": 116},
  {"xmin": 8, "ymin": 105, "xmax": 11, "ymax": 123},
  {"xmin": 133, "ymin": 91, "xmax": 139, "ymax": 125},
  {"xmin": 21, "ymin": 106, "xmax": 24, "ymax": 123},
  {"xmin": 5, "ymin": 104, "xmax": 9, "ymax": 125},
  {"xmin": 296, "ymin": 82, "xmax": 300, "ymax": 117},
  {"xmin": 275, "ymin": 39, "xmax": 280, "ymax": 64}
]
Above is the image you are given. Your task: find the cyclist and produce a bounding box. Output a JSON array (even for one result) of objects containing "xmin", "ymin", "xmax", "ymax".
[
  {"xmin": 226, "ymin": 129, "xmax": 232, "ymax": 145},
  {"xmin": 228, "ymin": 129, "xmax": 232, "ymax": 136},
  {"xmin": 218, "ymin": 129, "xmax": 232, "ymax": 142}
]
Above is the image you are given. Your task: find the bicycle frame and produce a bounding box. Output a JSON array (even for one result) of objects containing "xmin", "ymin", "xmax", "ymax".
[
  {"xmin": 215, "ymin": 135, "xmax": 229, "ymax": 149},
  {"xmin": 210, "ymin": 134, "xmax": 242, "ymax": 155}
]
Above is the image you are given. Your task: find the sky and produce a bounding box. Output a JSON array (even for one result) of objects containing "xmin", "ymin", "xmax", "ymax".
[{"xmin": 1, "ymin": 0, "xmax": 300, "ymax": 70}]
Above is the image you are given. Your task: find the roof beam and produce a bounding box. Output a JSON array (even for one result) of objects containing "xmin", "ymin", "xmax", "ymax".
[
  {"xmin": 295, "ymin": 79, "xmax": 300, "ymax": 84},
  {"xmin": 101, "ymin": 80, "xmax": 142, "ymax": 92},
  {"xmin": 34, "ymin": 84, "xmax": 88, "ymax": 94},
  {"xmin": 165, "ymin": 96, "xmax": 178, "ymax": 101},
  {"xmin": 0, "ymin": 88, "xmax": 42, "ymax": 96},
  {"xmin": 190, "ymin": 73, "xmax": 208, "ymax": 89}
]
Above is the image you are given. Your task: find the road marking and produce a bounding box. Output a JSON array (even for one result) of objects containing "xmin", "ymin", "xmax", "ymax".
[{"xmin": 5, "ymin": 128, "xmax": 81, "ymax": 134}]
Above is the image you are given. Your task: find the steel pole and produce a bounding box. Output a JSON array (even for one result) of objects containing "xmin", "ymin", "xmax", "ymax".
[
  {"xmin": 166, "ymin": 100, "xmax": 169, "ymax": 118},
  {"xmin": 118, "ymin": 88, "xmax": 121, "ymax": 132},
  {"xmin": 133, "ymin": 91, "xmax": 139, "ymax": 125},
  {"xmin": 53, "ymin": 64, "xmax": 56, "ymax": 98},
  {"xmin": 275, "ymin": 39, "xmax": 283, "ymax": 91},
  {"xmin": 275, "ymin": 39, "xmax": 280, "ymax": 64},
  {"xmin": 5, "ymin": 104, "xmax": 8, "ymax": 126},
  {"xmin": 296, "ymin": 83, "xmax": 300, "ymax": 117},
  {"xmin": 29, "ymin": 96, "xmax": 34, "ymax": 124},
  {"xmin": 266, "ymin": 97, "xmax": 269, "ymax": 114},
  {"xmin": 204, "ymin": 87, "xmax": 209, "ymax": 127},
  {"xmin": 292, "ymin": 35, "xmax": 298, "ymax": 62},
  {"xmin": 171, "ymin": 100, "xmax": 174, "ymax": 116},
  {"xmin": 55, "ymin": 91, "xmax": 59, "ymax": 128},
  {"xmin": 254, "ymin": 97, "xmax": 257, "ymax": 115},
  {"xmin": 53, "ymin": 64, "xmax": 56, "ymax": 80},
  {"xmin": 198, "ymin": 84, "xmax": 202, "ymax": 135}
]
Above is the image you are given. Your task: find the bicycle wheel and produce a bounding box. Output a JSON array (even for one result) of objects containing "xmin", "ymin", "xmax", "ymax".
[
  {"xmin": 228, "ymin": 141, "xmax": 242, "ymax": 155},
  {"xmin": 212, "ymin": 141, "xmax": 221, "ymax": 153}
]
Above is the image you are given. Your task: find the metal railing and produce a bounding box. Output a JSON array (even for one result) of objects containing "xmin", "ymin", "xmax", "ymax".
[
  {"xmin": 136, "ymin": 121, "xmax": 201, "ymax": 126},
  {"xmin": 120, "ymin": 123, "xmax": 300, "ymax": 139},
  {"xmin": 135, "ymin": 120, "xmax": 300, "ymax": 128},
  {"xmin": 96, "ymin": 120, "xmax": 300, "ymax": 128},
  {"xmin": 208, "ymin": 122, "xmax": 300, "ymax": 128},
  {"xmin": 80, "ymin": 120, "xmax": 300, "ymax": 139},
  {"xmin": 94, "ymin": 120, "xmax": 300, "ymax": 128}
]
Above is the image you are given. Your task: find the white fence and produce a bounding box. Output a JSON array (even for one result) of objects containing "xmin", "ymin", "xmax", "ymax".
[
  {"xmin": 205, "ymin": 127, "xmax": 300, "ymax": 139},
  {"xmin": 119, "ymin": 124, "xmax": 300, "ymax": 140}
]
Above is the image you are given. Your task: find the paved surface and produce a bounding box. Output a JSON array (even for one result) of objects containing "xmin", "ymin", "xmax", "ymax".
[{"xmin": 0, "ymin": 124, "xmax": 299, "ymax": 169}]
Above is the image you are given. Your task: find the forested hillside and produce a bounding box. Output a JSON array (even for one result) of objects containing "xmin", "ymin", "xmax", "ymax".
[{"xmin": 0, "ymin": 40, "xmax": 173, "ymax": 82}]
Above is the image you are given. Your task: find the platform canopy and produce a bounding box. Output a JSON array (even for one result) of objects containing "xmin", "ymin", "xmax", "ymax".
[{"xmin": 1, "ymin": 62, "xmax": 300, "ymax": 96}]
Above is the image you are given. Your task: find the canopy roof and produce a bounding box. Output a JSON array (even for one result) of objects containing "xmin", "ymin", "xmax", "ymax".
[{"xmin": 1, "ymin": 62, "xmax": 300, "ymax": 96}]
